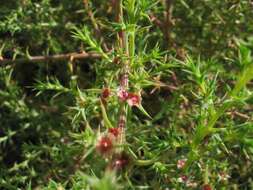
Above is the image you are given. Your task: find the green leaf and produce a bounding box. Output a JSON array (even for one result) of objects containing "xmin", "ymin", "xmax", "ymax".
[
  {"xmin": 100, "ymin": 100, "xmax": 114, "ymax": 128},
  {"xmin": 137, "ymin": 104, "xmax": 152, "ymax": 119}
]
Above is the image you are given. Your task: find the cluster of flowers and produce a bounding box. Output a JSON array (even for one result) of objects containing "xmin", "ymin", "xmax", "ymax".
[
  {"xmin": 96, "ymin": 127, "xmax": 130, "ymax": 170},
  {"xmin": 96, "ymin": 87, "xmax": 140, "ymax": 170},
  {"xmin": 101, "ymin": 87, "xmax": 141, "ymax": 107},
  {"xmin": 176, "ymin": 159, "xmax": 197, "ymax": 188},
  {"xmin": 176, "ymin": 159, "xmax": 212, "ymax": 190},
  {"xmin": 117, "ymin": 87, "xmax": 141, "ymax": 106}
]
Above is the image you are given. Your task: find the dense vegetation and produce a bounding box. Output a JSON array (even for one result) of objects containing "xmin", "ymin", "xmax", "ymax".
[{"xmin": 0, "ymin": 0, "xmax": 253, "ymax": 189}]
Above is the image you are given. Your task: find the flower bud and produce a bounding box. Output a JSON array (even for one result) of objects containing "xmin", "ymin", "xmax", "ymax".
[
  {"xmin": 110, "ymin": 152, "xmax": 130, "ymax": 170},
  {"xmin": 177, "ymin": 159, "xmax": 187, "ymax": 169},
  {"xmin": 109, "ymin": 127, "xmax": 120, "ymax": 137},
  {"xmin": 117, "ymin": 87, "xmax": 129, "ymax": 101},
  {"xmin": 203, "ymin": 184, "xmax": 212, "ymax": 190},
  {"xmin": 96, "ymin": 136, "xmax": 113, "ymax": 155},
  {"xmin": 101, "ymin": 88, "xmax": 110, "ymax": 99},
  {"xmin": 127, "ymin": 93, "xmax": 141, "ymax": 107}
]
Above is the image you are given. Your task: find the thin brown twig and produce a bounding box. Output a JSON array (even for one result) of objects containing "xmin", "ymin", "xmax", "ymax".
[
  {"xmin": 164, "ymin": 0, "xmax": 174, "ymax": 49},
  {"xmin": 149, "ymin": 13, "xmax": 163, "ymax": 31},
  {"xmin": 151, "ymin": 2, "xmax": 187, "ymax": 60},
  {"xmin": 0, "ymin": 52, "xmax": 101, "ymax": 66},
  {"xmin": 228, "ymin": 111, "xmax": 251, "ymax": 120},
  {"xmin": 83, "ymin": 0, "xmax": 109, "ymax": 51}
]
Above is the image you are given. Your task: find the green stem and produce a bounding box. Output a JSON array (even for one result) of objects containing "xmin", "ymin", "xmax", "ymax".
[
  {"xmin": 129, "ymin": 31, "xmax": 135, "ymax": 66},
  {"xmin": 134, "ymin": 158, "xmax": 157, "ymax": 166}
]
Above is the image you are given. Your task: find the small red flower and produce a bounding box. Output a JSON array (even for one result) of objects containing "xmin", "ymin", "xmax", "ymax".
[
  {"xmin": 110, "ymin": 152, "xmax": 130, "ymax": 170},
  {"xmin": 117, "ymin": 87, "xmax": 129, "ymax": 101},
  {"xmin": 219, "ymin": 172, "xmax": 229, "ymax": 181},
  {"xmin": 177, "ymin": 159, "xmax": 187, "ymax": 169},
  {"xmin": 109, "ymin": 127, "xmax": 120, "ymax": 137},
  {"xmin": 180, "ymin": 175, "xmax": 188, "ymax": 182},
  {"xmin": 96, "ymin": 136, "xmax": 113, "ymax": 155},
  {"xmin": 101, "ymin": 88, "xmax": 110, "ymax": 99},
  {"xmin": 127, "ymin": 93, "xmax": 141, "ymax": 107},
  {"xmin": 203, "ymin": 184, "xmax": 212, "ymax": 190},
  {"xmin": 178, "ymin": 175, "xmax": 188, "ymax": 183}
]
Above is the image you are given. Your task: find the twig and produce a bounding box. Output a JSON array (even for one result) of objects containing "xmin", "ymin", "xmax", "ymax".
[
  {"xmin": 113, "ymin": 0, "xmax": 125, "ymax": 49},
  {"xmin": 227, "ymin": 111, "xmax": 251, "ymax": 120},
  {"xmin": 164, "ymin": 0, "xmax": 174, "ymax": 49},
  {"xmin": 83, "ymin": 0, "xmax": 109, "ymax": 51},
  {"xmin": 0, "ymin": 52, "xmax": 101, "ymax": 66},
  {"xmin": 149, "ymin": 13, "xmax": 163, "ymax": 31}
]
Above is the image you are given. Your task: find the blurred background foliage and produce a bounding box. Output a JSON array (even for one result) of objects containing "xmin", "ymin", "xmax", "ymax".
[{"xmin": 0, "ymin": 0, "xmax": 253, "ymax": 189}]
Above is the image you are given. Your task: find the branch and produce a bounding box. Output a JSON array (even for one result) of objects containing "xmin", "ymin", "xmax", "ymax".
[
  {"xmin": 149, "ymin": 13, "xmax": 163, "ymax": 31},
  {"xmin": 164, "ymin": 0, "xmax": 174, "ymax": 49},
  {"xmin": 113, "ymin": 0, "xmax": 127, "ymax": 147},
  {"xmin": 0, "ymin": 52, "xmax": 101, "ymax": 66},
  {"xmin": 83, "ymin": 0, "xmax": 109, "ymax": 51},
  {"xmin": 113, "ymin": 0, "xmax": 125, "ymax": 49}
]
